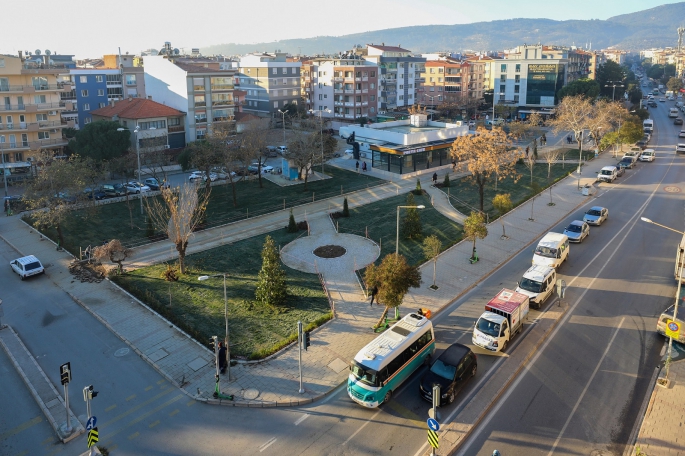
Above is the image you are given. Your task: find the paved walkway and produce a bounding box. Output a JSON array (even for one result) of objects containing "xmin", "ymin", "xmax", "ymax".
[{"xmin": 0, "ymin": 146, "xmax": 617, "ymax": 414}]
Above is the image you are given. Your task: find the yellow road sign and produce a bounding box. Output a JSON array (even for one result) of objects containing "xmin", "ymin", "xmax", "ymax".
[
  {"xmin": 427, "ymin": 429, "xmax": 439, "ymax": 449},
  {"xmin": 666, "ymin": 319, "xmax": 681, "ymax": 339},
  {"xmin": 87, "ymin": 427, "xmax": 99, "ymax": 448}
]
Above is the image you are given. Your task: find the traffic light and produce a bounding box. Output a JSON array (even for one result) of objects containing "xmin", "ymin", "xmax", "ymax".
[
  {"xmin": 303, "ymin": 331, "xmax": 311, "ymax": 351},
  {"xmin": 60, "ymin": 362, "xmax": 71, "ymax": 385},
  {"xmin": 87, "ymin": 385, "xmax": 98, "ymax": 399}
]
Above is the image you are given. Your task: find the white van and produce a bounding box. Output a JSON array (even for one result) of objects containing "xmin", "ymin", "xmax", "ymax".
[
  {"xmin": 515, "ymin": 265, "xmax": 557, "ymax": 309},
  {"xmin": 669, "ymin": 108, "xmax": 679, "ymax": 118},
  {"xmin": 643, "ymin": 119, "xmax": 654, "ymax": 133},
  {"xmin": 532, "ymin": 232, "xmax": 569, "ymax": 269},
  {"xmin": 597, "ymin": 166, "xmax": 618, "ymax": 183}
]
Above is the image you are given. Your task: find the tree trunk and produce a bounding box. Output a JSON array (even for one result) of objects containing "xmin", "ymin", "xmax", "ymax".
[
  {"xmin": 303, "ymin": 167, "xmax": 309, "ymax": 191},
  {"xmin": 374, "ymin": 305, "xmax": 390, "ymax": 329},
  {"xmin": 258, "ymin": 161, "xmax": 263, "ymax": 189},
  {"xmin": 478, "ymin": 183, "xmax": 485, "ymax": 212},
  {"xmin": 501, "ymin": 219, "xmax": 506, "ymax": 237},
  {"xmin": 549, "ymin": 186, "xmax": 553, "ymax": 205},
  {"xmin": 125, "ymin": 193, "xmax": 133, "ymax": 229},
  {"xmin": 228, "ymin": 177, "xmax": 238, "ymax": 207},
  {"xmin": 176, "ymin": 240, "xmax": 188, "ymax": 274},
  {"xmin": 56, "ymin": 222, "xmax": 64, "ymax": 248}
]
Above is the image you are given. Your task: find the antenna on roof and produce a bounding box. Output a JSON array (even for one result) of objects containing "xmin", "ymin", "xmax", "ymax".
[
  {"xmin": 34, "ymin": 49, "xmax": 41, "ymax": 55},
  {"xmin": 45, "ymin": 50, "xmax": 51, "ymax": 56}
]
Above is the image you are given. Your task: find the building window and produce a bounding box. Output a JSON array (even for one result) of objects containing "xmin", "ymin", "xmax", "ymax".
[
  {"xmin": 272, "ymin": 68, "xmax": 277, "ymax": 74},
  {"xmin": 515, "ymin": 75, "xmax": 520, "ymax": 83},
  {"xmin": 98, "ymin": 89, "xmax": 104, "ymax": 96},
  {"xmin": 139, "ymin": 120, "xmax": 166, "ymax": 130},
  {"xmin": 370, "ymin": 71, "xmax": 375, "ymax": 77},
  {"xmin": 429, "ymin": 87, "xmax": 435, "ymax": 92},
  {"xmin": 33, "ymin": 77, "xmax": 49, "ymax": 90},
  {"xmin": 514, "ymin": 95, "xmax": 520, "ymax": 103},
  {"xmin": 80, "ymin": 76, "xmax": 88, "ymax": 83},
  {"xmin": 168, "ymin": 117, "xmax": 180, "ymax": 126},
  {"xmin": 499, "ymin": 85, "xmax": 505, "ymax": 94},
  {"xmin": 501, "ymin": 64, "xmax": 507, "ymax": 72},
  {"xmin": 99, "ymin": 102, "xmax": 106, "ymax": 108},
  {"xmin": 196, "ymin": 129, "xmax": 206, "ymax": 140},
  {"xmin": 514, "ymin": 85, "xmax": 520, "ymax": 93},
  {"xmin": 193, "ymin": 78, "xmax": 205, "ymax": 91},
  {"xmin": 438, "ymin": 95, "xmax": 442, "ymax": 101},
  {"xmin": 515, "ymin": 64, "xmax": 521, "ymax": 73},
  {"xmin": 34, "ymin": 95, "xmax": 46, "ymax": 103},
  {"xmin": 211, "ymin": 93, "xmax": 233, "ymax": 106},
  {"xmin": 399, "ymin": 95, "xmax": 403, "ymax": 100},
  {"xmin": 96, "ymin": 75, "xmax": 103, "ymax": 82},
  {"xmin": 125, "ymin": 74, "xmax": 137, "ymax": 85},
  {"xmin": 500, "ymin": 75, "xmax": 506, "ymax": 83},
  {"xmin": 274, "ymin": 101, "xmax": 278, "ymax": 108},
  {"xmin": 430, "ymin": 68, "xmax": 434, "ymax": 74},
  {"xmin": 292, "ymin": 90, "xmax": 298, "ymax": 96},
  {"xmin": 210, "ymin": 77, "xmax": 233, "ymax": 90},
  {"xmin": 194, "ymin": 95, "xmax": 206, "ymax": 107},
  {"xmin": 83, "ymin": 103, "xmax": 90, "ymax": 111},
  {"xmin": 81, "ymin": 90, "xmax": 89, "ymax": 97},
  {"xmin": 14, "ymin": 152, "xmax": 22, "ymax": 161},
  {"xmin": 399, "ymin": 85, "xmax": 403, "ymax": 90},
  {"xmin": 292, "ymin": 67, "xmax": 297, "ymax": 74},
  {"xmin": 38, "ymin": 131, "xmax": 50, "ymax": 140},
  {"xmin": 0, "ymin": 59, "xmax": 4, "ymax": 68},
  {"xmin": 438, "ymin": 87, "xmax": 443, "ymax": 92},
  {"xmin": 370, "ymin": 95, "xmax": 375, "ymax": 101},
  {"xmin": 36, "ymin": 114, "xmax": 47, "ymax": 121}
]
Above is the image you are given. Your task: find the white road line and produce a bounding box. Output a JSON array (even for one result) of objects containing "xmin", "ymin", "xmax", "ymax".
[
  {"xmin": 547, "ymin": 317, "xmax": 625, "ymax": 455},
  {"xmin": 343, "ymin": 409, "xmax": 382, "ymax": 446},
  {"xmin": 259, "ymin": 437, "xmax": 277, "ymax": 452},
  {"xmin": 294, "ymin": 413, "xmax": 310, "ymax": 426},
  {"xmin": 457, "ymin": 156, "xmax": 676, "ymax": 455}
]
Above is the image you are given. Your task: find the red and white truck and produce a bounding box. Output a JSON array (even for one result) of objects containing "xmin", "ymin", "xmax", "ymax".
[{"xmin": 472, "ymin": 289, "xmax": 530, "ymax": 352}]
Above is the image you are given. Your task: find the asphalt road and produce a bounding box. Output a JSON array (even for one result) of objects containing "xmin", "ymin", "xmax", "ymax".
[{"xmin": 457, "ymin": 101, "xmax": 683, "ymax": 455}]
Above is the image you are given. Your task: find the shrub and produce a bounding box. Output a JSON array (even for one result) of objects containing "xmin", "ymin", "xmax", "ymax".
[
  {"xmin": 342, "ymin": 197, "xmax": 350, "ymax": 217},
  {"xmin": 287, "ymin": 209, "xmax": 298, "ymax": 233},
  {"xmin": 443, "ymin": 174, "xmax": 450, "ymax": 188}
]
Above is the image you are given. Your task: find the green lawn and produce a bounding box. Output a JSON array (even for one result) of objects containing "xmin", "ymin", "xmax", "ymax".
[
  {"xmin": 336, "ymin": 192, "xmax": 464, "ymax": 267},
  {"xmin": 27, "ymin": 167, "xmax": 384, "ymax": 255},
  {"xmin": 442, "ymin": 161, "xmax": 576, "ymax": 220},
  {"xmin": 111, "ymin": 229, "xmax": 331, "ymax": 360}
]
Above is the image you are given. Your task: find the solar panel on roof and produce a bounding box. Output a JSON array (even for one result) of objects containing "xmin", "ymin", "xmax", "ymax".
[{"xmin": 391, "ymin": 326, "xmax": 411, "ymax": 337}]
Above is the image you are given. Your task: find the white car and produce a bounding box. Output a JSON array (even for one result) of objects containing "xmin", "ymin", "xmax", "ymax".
[
  {"xmin": 188, "ymin": 171, "xmax": 216, "ymax": 182},
  {"xmin": 640, "ymin": 150, "xmax": 655, "ymax": 162},
  {"xmin": 125, "ymin": 181, "xmax": 151, "ymax": 193},
  {"xmin": 563, "ymin": 220, "xmax": 590, "ymax": 243},
  {"xmin": 677, "ymin": 144, "xmax": 685, "ymax": 153},
  {"xmin": 210, "ymin": 167, "xmax": 229, "ymax": 179},
  {"xmin": 660, "ymin": 97, "xmax": 667, "ymax": 102},
  {"xmin": 468, "ymin": 120, "xmax": 476, "ymax": 127},
  {"xmin": 261, "ymin": 165, "xmax": 274, "ymax": 174},
  {"xmin": 10, "ymin": 255, "xmax": 44, "ymax": 280},
  {"xmin": 678, "ymin": 130, "xmax": 685, "ymax": 138}
]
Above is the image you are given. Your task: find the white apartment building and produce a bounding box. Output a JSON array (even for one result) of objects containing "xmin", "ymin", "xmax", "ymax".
[{"xmin": 362, "ymin": 45, "xmax": 425, "ymax": 112}]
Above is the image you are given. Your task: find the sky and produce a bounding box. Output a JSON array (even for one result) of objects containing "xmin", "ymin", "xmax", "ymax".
[{"xmin": 1, "ymin": 0, "xmax": 681, "ymax": 58}]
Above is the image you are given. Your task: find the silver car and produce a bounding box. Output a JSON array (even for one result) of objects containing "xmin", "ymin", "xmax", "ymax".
[
  {"xmin": 563, "ymin": 220, "xmax": 590, "ymax": 243},
  {"xmin": 583, "ymin": 207, "xmax": 608, "ymax": 226}
]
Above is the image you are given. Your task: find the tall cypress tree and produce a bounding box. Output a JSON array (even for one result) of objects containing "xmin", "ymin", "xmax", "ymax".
[{"xmin": 255, "ymin": 235, "xmax": 287, "ymax": 307}]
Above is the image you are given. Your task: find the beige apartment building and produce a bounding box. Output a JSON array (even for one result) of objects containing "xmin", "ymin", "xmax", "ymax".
[
  {"xmin": 0, "ymin": 53, "xmax": 73, "ymax": 164},
  {"xmin": 418, "ymin": 56, "xmax": 486, "ymax": 107}
]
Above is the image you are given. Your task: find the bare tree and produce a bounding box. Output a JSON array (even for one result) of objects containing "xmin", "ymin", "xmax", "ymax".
[
  {"xmin": 145, "ymin": 184, "xmax": 210, "ymax": 274},
  {"xmin": 107, "ymin": 153, "xmax": 138, "ymax": 228},
  {"xmin": 543, "ymin": 148, "xmax": 562, "ymax": 205},
  {"xmin": 586, "ymin": 99, "xmax": 615, "ymax": 149},
  {"xmin": 523, "ymin": 152, "xmax": 535, "ymax": 185},
  {"xmin": 239, "ymin": 120, "xmax": 268, "ymax": 188},
  {"xmin": 450, "ymin": 126, "xmax": 520, "ymax": 212},
  {"xmin": 93, "ymin": 239, "xmax": 133, "ymax": 274},
  {"xmin": 287, "ymin": 130, "xmax": 317, "ymax": 191},
  {"xmin": 549, "ymin": 95, "xmax": 594, "ymax": 173}
]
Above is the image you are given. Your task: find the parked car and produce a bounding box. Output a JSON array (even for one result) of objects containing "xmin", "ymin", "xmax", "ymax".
[
  {"xmin": 622, "ymin": 151, "xmax": 639, "ymax": 163},
  {"xmin": 83, "ymin": 187, "xmax": 107, "ymax": 200},
  {"xmin": 102, "ymin": 183, "xmax": 127, "ymax": 197},
  {"xmin": 615, "ymin": 165, "xmax": 625, "ymax": 177},
  {"xmin": 261, "ymin": 165, "xmax": 274, "ymax": 174},
  {"xmin": 677, "ymin": 144, "xmax": 685, "ymax": 153},
  {"xmin": 143, "ymin": 177, "xmax": 168, "ymax": 190},
  {"xmin": 419, "ymin": 343, "xmax": 477, "ymax": 406},
  {"xmin": 10, "ymin": 255, "xmax": 44, "ymax": 280},
  {"xmin": 678, "ymin": 130, "xmax": 685, "ymax": 138},
  {"xmin": 210, "ymin": 167, "xmax": 229, "ymax": 179},
  {"xmin": 617, "ymin": 158, "xmax": 635, "ymax": 169},
  {"xmin": 660, "ymin": 97, "xmax": 667, "ymax": 102},
  {"xmin": 188, "ymin": 171, "xmax": 216, "ymax": 182},
  {"xmin": 634, "ymin": 140, "xmax": 648, "ymax": 150},
  {"xmin": 675, "ymin": 118, "xmax": 683, "ymax": 125},
  {"xmin": 124, "ymin": 181, "xmax": 151, "ymax": 193},
  {"xmin": 247, "ymin": 163, "xmax": 261, "ymax": 174},
  {"xmin": 265, "ymin": 146, "xmax": 278, "ymax": 157},
  {"xmin": 55, "ymin": 191, "xmax": 77, "ymax": 204},
  {"xmin": 583, "ymin": 206, "xmax": 609, "ymax": 226},
  {"xmin": 563, "ymin": 220, "xmax": 590, "ymax": 243},
  {"xmin": 640, "ymin": 149, "xmax": 656, "ymax": 162}
]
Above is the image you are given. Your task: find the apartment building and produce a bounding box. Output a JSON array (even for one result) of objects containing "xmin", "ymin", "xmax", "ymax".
[
  {"xmin": 235, "ymin": 53, "xmax": 301, "ymax": 118},
  {"xmin": 494, "ymin": 45, "xmax": 567, "ymax": 109},
  {"xmin": 361, "ymin": 44, "xmax": 425, "ymax": 112},
  {"xmin": 303, "ymin": 54, "xmax": 379, "ymax": 120},
  {"xmin": 144, "ymin": 55, "xmax": 236, "ymax": 143},
  {"xmin": 542, "ymin": 46, "xmax": 592, "ymax": 83},
  {"xmin": 91, "ymin": 97, "xmax": 186, "ymax": 152},
  {"xmin": 0, "ymin": 53, "xmax": 74, "ymax": 163}
]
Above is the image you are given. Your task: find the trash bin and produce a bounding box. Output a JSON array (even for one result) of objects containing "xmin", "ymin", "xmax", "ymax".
[{"xmin": 581, "ymin": 185, "xmax": 590, "ymax": 196}]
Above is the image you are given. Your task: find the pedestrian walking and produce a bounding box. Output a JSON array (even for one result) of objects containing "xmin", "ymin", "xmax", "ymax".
[
  {"xmin": 218, "ymin": 342, "xmax": 227, "ymax": 374},
  {"xmin": 541, "ymin": 133, "xmax": 547, "ymax": 145},
  {"xmin": 355, "ymin": 161, "xmax": 360, "ymax": 172},
  {"xmin": 566, "ymin": 134, "xmax": 572, "ymax": 144},
  {"xmin": 362, "ymin": 161, "xmax": 367, "ymax": 172},
  {"xmin": 525, "ymin": 146, "xmax": 530, "ymax": 157},
  {"xmin": 451, "ymin": 159, "xmax": 456, "ymax": 172},
  {"xmin": 369, "ymin": 285, "xmax": 378, "ymax": 306},
  {"xmin": 432, "ymin": 172, "xmax": 438, "ymax": 185}
]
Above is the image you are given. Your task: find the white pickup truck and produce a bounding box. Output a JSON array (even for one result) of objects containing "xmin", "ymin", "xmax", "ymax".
[{"xmin": 472, "ymin": 289, "xmax": 530, "ymax": 352}]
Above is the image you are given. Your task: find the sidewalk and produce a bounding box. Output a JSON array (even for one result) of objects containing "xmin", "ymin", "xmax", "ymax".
[{"xmin": 0, "ymin": 150, "xmax": 611, "ymax": 414}]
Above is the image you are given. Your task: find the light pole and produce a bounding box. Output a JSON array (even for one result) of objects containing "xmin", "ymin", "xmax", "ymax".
[
  {"xmin": 605, "ymin": 81, "xmax": 625, "ymax": 101},
  {"xmin": 641, "ymin": 217, "xmax": 684, "ymax": 380},
  {"xmin": 396, "ymin": 205, "xmax": 425, "ymax": 255},
  {"xmin": 277, "ymin": 109, "xmax": 287, "ymax": 146},
  {"xmin": 117, "ymin": 126, "xmax": 142, "ymax": 215},
  {"xmin": 491, "ymin": 91, "xmax": 504, "ymax": 126},
  {"xmin": 425, "ymin": 94, "xmax": 437, "ymax": 121},
  {"xmin": 198, "ymin": 273, "xmax": 231, "ymax": 381},
  {"xmin": 309, "ymin": 109, "xmax": 331, "ymax": 175}
]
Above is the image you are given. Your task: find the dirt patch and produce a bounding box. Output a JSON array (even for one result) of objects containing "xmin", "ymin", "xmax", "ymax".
[
  {"xmin": 313, "ymin": 245, "xmax": 347, "ymax": 259},
  {"xmin": 69, "ymin": 260, "xmax": 106, "ymax": 283}
]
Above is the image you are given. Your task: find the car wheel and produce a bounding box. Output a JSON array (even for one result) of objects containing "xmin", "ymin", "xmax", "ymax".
[
  {"xmin": 383, "ymin": 390, "xmax": 392, "ymax": 405},
  {"xmin": 446, "ymin": 390, "xmax": 455, "ymax": 404}
]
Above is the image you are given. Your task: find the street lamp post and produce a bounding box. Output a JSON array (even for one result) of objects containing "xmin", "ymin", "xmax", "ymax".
[
  {"xmin": 396, "ymin": 205, "xmax": 425, "ymax": 255},
  {"xmin": 198, "ymin": 273, "xmax": 231, "ymax": 381},
  {"xmin": 277, "ymin": 109, "xmax": 287, "ymax": 146},
  {"xmin": 640, "ymin": 217, "xmax": 683, "ymax": 380},
  {"xmin": 117, "ymin": 126, "xmax": 142, "ymax": 215},
  {"xmin": 605, "ymin": 81, "xmax": 625, "ymax": 101}
]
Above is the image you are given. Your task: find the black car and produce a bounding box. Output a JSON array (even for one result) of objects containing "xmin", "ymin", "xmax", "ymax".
[
  {"xmin": 419, "ymin": 343, "xmax": 477, "ymax": 406},
  {"xmin": 83, "ymin": 187, "xmax": 106, "ymax": 200},
  {"xmin": 617, "ymin": 159, "xmax": 634, "ymax": 169},
  {"xmin": 675, "ymin": 118, "xmax": 684, "ymax": 125}
]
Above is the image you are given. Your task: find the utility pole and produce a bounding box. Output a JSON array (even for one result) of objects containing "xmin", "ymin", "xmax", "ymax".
[{"xmin": 298, "ymin": 321, "xmax": 304, "ymax": 394}]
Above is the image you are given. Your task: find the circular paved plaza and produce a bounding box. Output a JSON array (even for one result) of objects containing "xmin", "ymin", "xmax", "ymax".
[{"xmin": 280, "ymin": 232, "xmax": 380, "ymax": 275}]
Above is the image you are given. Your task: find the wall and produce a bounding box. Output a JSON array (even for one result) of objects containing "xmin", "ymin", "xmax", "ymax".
[{"xmin": 143, "ymin": 57, "xmax": 191, "ymax": 143}]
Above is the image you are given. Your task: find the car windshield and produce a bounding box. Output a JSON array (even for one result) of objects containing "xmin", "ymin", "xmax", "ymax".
[
  {"xmin": 601, "ymin": 170, "xmax": 613, "ymax": 175},
  {"xmin": 519, "ymin": 277, "xmax": 542, "ymax": 293},
  {"xmin": 24, "ymin": 261, "xmax": 41, "ymax": 271},
  {"xmin": 566, "ymin": 224, "xmax": 582, "ymax": 233},
  {"xmin": 535, "ymin": 246, "xmax": 557, "ymax": 258},
  {"xmin": 350, "ymin": 362, "xmax": 378, "ymax": 386},
  {"xmin": 476, "ymin": 317, "xmax": 501, "ymax": 337},
  {"xmin": 620, "ymin": 159, "xmax": 631, "ymax": 164},
  {"xmin": 430, "ymin": 359, "xmax": 456, "ymax": 380},
  {"xmin": 587, "ymin": 210, "xmax": 602, "ymax": 216}
]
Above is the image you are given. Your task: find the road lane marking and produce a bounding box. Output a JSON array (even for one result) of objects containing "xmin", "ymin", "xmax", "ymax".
[
  {"xmin": 547, "ymin": 317, "xmax": 625, "ymax": 455},
  {"xmin": 145, "ymin": 386, "xmax": 153, "ymax": 391},
  {"xmin": 128, "ymin": 431, "xmax": 139, "ymax": 440},
  {"xmin": 105, "ymin": 404, "xmax": 117, "ymax": 412},
  {"xmin": 157, "ymin": 379, "xmax": 166, "ymax": 385},
  {"xmin": 259, "ymin": 437, "xmax": 277, "ymax": 452},
  {"xmin": 0, "ymin": 416, "xmax": 43, "ymax": 441},
  {"xmin": 125, "ymin": 394, "xmax": 136, "ymax": 401},
  {"xmin": 169, "ymin": 409, "xmax": 179, "ymax": 417},
  {"xmin": 456, "ymin": 156, "xmax": 674, "ymax": 456},
  {"xmin": 384, "ymin": 400, "xmax": 422, "ymax": 422},
  {"xmin": 101, "ymin": 388, "xmax": 175, "ymax": 429},
  {"xmin": 186, "ymin": 400, "xmax": 195, "ymax": 407},
  {"xmin": 149, "ymin": 420, "xmax": 160, "ymax": 429},
  {"xmin": 102, "ymin": 394, "xmax": 183, "ymax": 442},
  {"xmin": 294, "ymin": 413, "xmax": 310, "ymax": 426}
]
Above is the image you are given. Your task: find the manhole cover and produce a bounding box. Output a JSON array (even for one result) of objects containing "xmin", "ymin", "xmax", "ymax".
[
  {"xmin": 114, "ymin": 348, "xmax": 130, "ymax": 357},
  {"xmin": 243, "ymin": 388, "xmax": 260, "ymax": 400},
  {"xmin": 313, "ymin": 245, "xmax": 347, "ymax": 258},
  {"xmin": 664, "ymin": 186, "xmax": 681, "ymax": 193}
]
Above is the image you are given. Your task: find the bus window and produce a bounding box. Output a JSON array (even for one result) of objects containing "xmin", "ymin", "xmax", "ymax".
[{"xmin": 350, "ymin": 362, "xmax": 378, "ymax": 386}]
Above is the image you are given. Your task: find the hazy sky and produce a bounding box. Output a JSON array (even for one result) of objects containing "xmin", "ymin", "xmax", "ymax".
[{"xmin": 1, "ymin": 0, "xmax": 680, "ymax": 58}]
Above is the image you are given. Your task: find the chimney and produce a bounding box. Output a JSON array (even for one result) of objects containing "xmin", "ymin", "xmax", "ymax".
[
  {"xmin": 18, "ymin": 51, "xmax": 23, "ymax": 60},
  {"xmin": 147, "ymin": 95, "xmax": 152, "ymax": 100}
]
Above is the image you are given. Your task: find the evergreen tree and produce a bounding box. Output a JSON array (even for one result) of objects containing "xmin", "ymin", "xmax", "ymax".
[
  {"xmin": 255, "ymin": 235, "xmax": 287, "ymax": 307},
  {"xmin": 415, "ymin": 178, "xmax": 422, "ymax": 192},
  {"xmin": 443, "ymin": 174, "xmax": 450, "ymax": 188},
  {"xmin": 342, "ymin": 197, "xmax": 350, "ymax": 217},
  {"xmin": 287, "ymin": 209, "xmax": 298, "ymax": 233},
  {"xmin": 402, "ymin": 193, "xmax": 423, "ymax": 240}
]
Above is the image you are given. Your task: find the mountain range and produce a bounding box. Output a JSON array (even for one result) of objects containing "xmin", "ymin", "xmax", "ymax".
[{"xmin": 202, "ymin": 2, "xmax": 685, "ymax": 56}]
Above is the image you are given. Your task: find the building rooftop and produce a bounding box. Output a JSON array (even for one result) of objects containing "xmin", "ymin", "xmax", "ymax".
[
  {"xmin": 91, "ymin": 98, "xmax": 185, "ymax": 119},
  {"xmin": 173, "ymin": 62, "xmax": 232, "ymax": 73},
  {"xmin": 368, "ymin": 44, "xmax": 411, "ymax": 53}
]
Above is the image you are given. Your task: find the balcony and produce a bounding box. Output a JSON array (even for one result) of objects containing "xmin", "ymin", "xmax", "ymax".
[
  {"xmin": 334, "ymin": 88, "xmax": 344, "ymax": 94},
  {"xmin": 334, "ymin": 101, "xmax": 344, "ymax": 106},
  {"xmin": 167, "ymin": 125, "xmax": 184, "ymax": 133},
  {"xmin": 344, "ymin": 102, "xmax": 355, "ymax": 107},
  {"xmin": 1, "ymin": 138, "xmax": 68, "ymax": 151},
  {"xmin": 334, "ymin": 113, "xmax": 344, "ymax": 118},
  {"xmin": 361, "ymin": 89, "xmax": 368, "ymax": 94},
  {"xmin": 333, "ymin": 77, "xmax": 343, "ymax": 82},
  {"xmin": 360, "ymin": 101, "xmax": 368, "ymax": 106}
]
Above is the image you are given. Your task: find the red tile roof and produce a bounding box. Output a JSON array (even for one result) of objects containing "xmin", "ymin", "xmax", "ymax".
[{"xmin": 91, "ymin": 98, "xmax": 185, "ymax": 120}]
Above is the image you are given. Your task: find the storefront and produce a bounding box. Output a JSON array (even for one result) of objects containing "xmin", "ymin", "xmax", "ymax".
[
  {"xmin": 370, "ymin": 141, "xmax": 454, "ymax": 174},
  {"xmin": 526, "ymin": 63, "xmax": 565, "ymax": 106}
]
